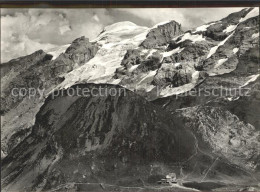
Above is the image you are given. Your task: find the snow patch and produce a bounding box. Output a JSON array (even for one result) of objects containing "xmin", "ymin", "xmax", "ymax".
[
  {"xmin": 144, "ymin": 84, "xmax": 156, "ymax": 92},
  {"xmin": 239, "ymin": 7, "xmax": 259, "ymax": 23},
  {"xmin": 240, "ymin": 74, "xmax": 260, "ymax": 88},
  {"xmin": 192, "ymin": 71, "xmax": 200, "ymax": 80},
  {"xmin": 135, "ymin": 70, "xmax": 157, "ymax": 92},
  {"xmin": 207, "ymin": 46, "xmax": 218, "ymax": 59},
  {"xmin": 138, "ymin": 70, "xmax": 157, "ymax": 85},
  {"xmin": 146, "ymin": 49, "xmax": 158, "ymax": 59},
  {"xmin": 109, "ymin": 78, "xmax": 121, "ymax": 84},
  {"xmin": 214, "ymin": 58, "xmax": 228, "ymax": 68},
  {"xmin": 177, "ymin": 33, "xmax": 205, "ymax": 43},
  {"xmin": 233, "ymin": 47, "xmax": 239, "ymax": 54},
  {"xmin": 227, "ymin": 97, "xmax": 233, "ymax": 101},
  {"xmin": 207, "ymin": 31, "xmax": 234, "ymax": 58},
  {"xmin": 174, "ymin": 63, "xmax": 181, "ymax": 68},
  {"xmin": 1, "ymin": 150, "xmax": 6, "ymax": 159},
  {"xmin": 227, "ymin": 96, "xmax": 240, "ymax": 101},
  {"xmin": 252, "ymin": 32, "xmax": 259, "ymax": 38},
  {"xmin": 162, "ymin": 47, "xmax": 184, "ymax": 58},
  {"xmin": 223, "ymin": 24, "xmax": 237, "ymax": 33},
  {"xmin": 140, "ymin": 49, "xmax": 149, "ymax": 55},
  {"xmin": 128, "ymin": 65, "xmax": 139, "ymax": 72},
  {"xmin": 195, "ymin": 22, "xmax": 215, "ymax": 32},
  {"xmin": 172, "ymin": 34, "xmax": 183, "ymax": 41}
]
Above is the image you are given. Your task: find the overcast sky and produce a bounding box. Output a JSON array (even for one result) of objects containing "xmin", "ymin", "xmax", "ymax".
[{"xmin": 1, "ymin": 8, "xmax": 245, "ymax": 62}]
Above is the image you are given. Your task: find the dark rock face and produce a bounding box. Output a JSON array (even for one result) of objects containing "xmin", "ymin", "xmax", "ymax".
[
  {"xmin": 65, "ymin": 36, "xmax": 98, "ymax": 65},
  {"xmin": 115, "ymin": 49, "xmax": 143, "ymax": 78},
  {"xmin": 220, "ymin": 7, "xmax": 253, "ymax": 24},
  {"xmin": 152, "ymin": 25, "xmax": 260, "ymax": 176},
  {"xmin": 115, "ymin": 8, "xmax": 258, "ymax": 96},
  {"xmin": 115, "ymin": 51, "xmax": 163, "ymax": 81},
  {"xmin": 0, "ymin": 50, "xmax": 53, "ymax": 78},
  {"xmin": 153, "ymin": 44, "xmax": 259, "ymax": 129},
  {"xmin": 202, "ymin": 8, "xmax": 253, "ymax": 41},
  {"xmin": 202, "ymin": 23, "xmax": 229, "ymax": 41},
  {"xmin": 167, "ymin": 40, "xmax": 212, "ymax": 64},
  {"xmin": 151, "ymin": 10, "xmax": 260, "ymax": 174},
  {"xmin": 1, "ymin": 50, "xmax": 54, "ymax": 155},
  {"xmin": 136, "ymin": 52, "xmax": 162, "ymax": 72},
  {"xmin": 198, "ymin": 13, "xmax": 258, "ymax": 74},
  {"xmin": 1, "ymin": 36, "xmax": 99, "ymax": 154},
  {"xmin": 207, "ymin": 78, "xmax": 260, "ymax": 131},
  {"xmin": 234, "ymin": 17, "xmax": 259, "ymax": 56},
  {"xmin": 1, "ymin": 50, "xmax": 53, "ymax": 115},
  {"xmin": 1, "ymin": 84, "xmax": 197, "ymax": 191},
  {"xmin": 141, "ymin": 21, "xmax": 183, "ymax": 48},
  {"xmin": 51, "ymin": 36, "xmax": 98, "ymax": 77},
  {"xmin": 121, "ymin": 49, "xmax": 142, "ymax": 67},
  {"xmin": 152, "ymin": 64, "xmax": 192, "ymax": 87},
  {"xmin": 116, "ymin": 8, "xmax": 258, "ymax": 94},
  {"xmin": 2, "ymin": 84, "xmax": 256, "ymax": 191},
  {"xmin": 1, "ymin": 36, "xmax": 98, "ymax": 115},
  {"xmin": 175, "ymin": 106, "xmax": 260, "ymax": 172}
]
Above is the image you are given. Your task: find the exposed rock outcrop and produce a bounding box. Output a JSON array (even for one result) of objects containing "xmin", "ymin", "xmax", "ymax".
[
  {"xmin": 141, "ymin": 21, "xmax": 183, "ymax": 48},
  {"xmin": 1, "ymin": 36, "xmax": 99, "ymax": 155},
  {"xmin": 152, "ymin": 63, "xmax": 192, "ymax": 87},
  {"xmin": 175, "ymin": 106, "xmax": 260, "ymax": 171}
]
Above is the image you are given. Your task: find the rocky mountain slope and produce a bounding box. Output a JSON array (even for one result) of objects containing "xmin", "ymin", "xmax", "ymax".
[
  {"xmin": 1, "ymin": 84, "xmax": 194, "ymax": 191},
  {"xmin": 1, "ymin": 84, "xmax": 256, "ymax": 191},
  {"xmin": 1, "ymin": 7, "xmax": 260, "ymax": 191},
  {"xmin": 1, "ymin": 37, "xmax": 98, "ymax": 155}
]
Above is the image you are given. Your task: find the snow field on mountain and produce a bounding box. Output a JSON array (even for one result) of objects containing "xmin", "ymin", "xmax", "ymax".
[
  {"xmin": 162, "ymin": 47, "xmax": 184, "ymax": 58},
  {"xmin": 223, "ymin": 24, "xmax": 238, "ymax": 33},
  {"xmin": 177, "ymin": 33, "xmax": 205, "ymax": 43},
  {"xmin": 57, "ymin": 22, "xmax": 150, "ymax": 90},
  {"xmin": 52, "ymin": 8, "xmax": 259, "ymax": 98},
  {"xmin": 195, "ymin": 22, "xmax": 216, "ymax": 32}
]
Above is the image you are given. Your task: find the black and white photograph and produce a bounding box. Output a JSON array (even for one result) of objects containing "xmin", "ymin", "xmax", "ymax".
[{"xmin": 1, "ymin": 2, "xmax": 260, "ymax": 191}]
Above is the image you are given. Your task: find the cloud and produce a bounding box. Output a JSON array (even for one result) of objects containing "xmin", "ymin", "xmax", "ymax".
[
  {"xmin": 121, "ymin": 8, "xmax": 245, "ymax": 30},
  {"xmin": 1, "ymin": 8, "xmax": 245, "ymax": 62},
  {"xmin": 1, "ymin": 9, "xmax": 114, "ymax": 62}
]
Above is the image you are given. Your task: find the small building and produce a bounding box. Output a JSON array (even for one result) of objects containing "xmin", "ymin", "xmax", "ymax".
[{"xmin": 157, "ymin": 173, "xmax": 177, "ymax": 184}]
